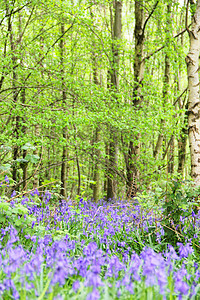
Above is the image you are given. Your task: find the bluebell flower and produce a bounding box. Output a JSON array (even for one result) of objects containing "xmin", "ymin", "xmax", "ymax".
[
  {"xmin": 72, "ymin": 280, "xmax": 80, "ymax": 292},
  {"xmin": 86, "ymin": 288, "xmax": 100, "ymax": 300},
  {"xmin": 85, "ymin": 271, "xmax": 103, "ymax": 288},
  {"xmin": 4, "ymin": 175, "xmax": 9, "ymax": 184},
  {"xmin": 0, "ymin": 283, "xmax": 5, "ymax": 295},
  {"xmin": 177, "ymin": 243, "xmax": 193, "ymax": 258},
  {"xmin": 83, "ymin": 242, "xmax": 98, "ymax": 256},
  {"xmin": 11, "ymin": 190, "xmax": 16, "ymax": 197},
  {"xmin": 175, "ymin": 280, "xmax": 189, "ymax": 296}
]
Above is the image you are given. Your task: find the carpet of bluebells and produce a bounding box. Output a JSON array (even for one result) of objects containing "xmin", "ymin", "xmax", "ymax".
[{"xmin": 1, "ymin": 177, "xmax": 200, "ymax": 299}]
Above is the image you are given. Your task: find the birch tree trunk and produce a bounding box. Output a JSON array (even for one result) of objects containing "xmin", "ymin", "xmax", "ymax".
[{"xmin": 186, "ymin": 0, "xmax": 200, "ymax": 186}]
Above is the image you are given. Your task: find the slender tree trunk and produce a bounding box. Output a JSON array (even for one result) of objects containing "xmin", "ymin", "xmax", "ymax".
[
  {"xmin": 76, "ymin": 146, "xmax": 81, "ymax": 196},
  {"xmin": 154, "ymin": 54, "xmax": 170, "ymax": 159},
  {"xmin": 167, "ymin": 135, "xmax": 175, "ymax": 174},
  {"xmin": 107, "ymin": 0, "xmax": 122, "ymax": 200},
  {"xmin": 46, "ymin": 145, "xmax": 51, "ymax": 180},
  {"xmin": 60, "ymin": 21, "xmax": 68, "ymax": 198},
  {"xmin": 21, "ymin": 87, "xmax": 28, "ymax": 189},
  {"xmin": 177, "ymin": 8, "xmax": 187, "ymax": 177},
  {"xmin": 126, "ymin": 0, "xmax": 144, "ymax": 198},
  {"xmin": 186, "ymin": 1, "xmax": 200, "ymax": 187},
  {"xmin": 177, "ymin": 77, "xmax": 187, "ymax": 177},
  {"xmin": 17, "ymin": 13, "xmax": 28, "ymax": 189},
  {"xmin": 178, "ymin": 125, "xmax": 187, "ymax": 176},
  {"xmin": 154, "ymin": 5, "xmax": 171, "ymax": 163},
  {"xmin": 33, "ymin": 124, "xmax": 39, "ymax": 189},
  {"xmin": 61, "ymin": 128, "xmax": 68, "ymax": 197},
  {"xmin": 90, "ymin": 28, "xmax": 101, "ymax": 202},
  {"xmin": 8, "ymin": 6, "xmax": 19, "ymax": 187},
  {"xmin": 104, "ymin": 142, "xmax": 109, "ymax": 195},
  {"xmin": 93, "ymin": 128, "xmax": 101, "ymax": 202}
]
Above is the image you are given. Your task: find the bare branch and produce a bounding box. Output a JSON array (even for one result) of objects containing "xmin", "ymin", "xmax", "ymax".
[
  {"xmin": 17, "ymin": 5, "xmax": 35, "ymax": 44},
  {"xmin": 0, "ymin": 2, "xmax": 31, "ymax": 26},
  {"xmin": 142, "ymin": 1, "xmax": 159, "ymax": 35},
  {"xmin": 173, "ymin": 87, "xmax": 188, "ymax": 106},
  {"xmin": 143, "ymin": 26, "xmax": 190, "ymax": 61},
  {"xmin": 186, "ymin": 0, "xmax": 190, "ymax": 33}
]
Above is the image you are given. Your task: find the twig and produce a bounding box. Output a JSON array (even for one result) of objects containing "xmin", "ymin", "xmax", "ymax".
[
  {"xmin": 142, "ymin": 1, "xmax": 159, "ymax": 36},
  {"xmin": 6, "ymin": 180, "xmax": 59, "ymax": 203},
  {"xmin": 22, "ymin": 143, "xmax": 43, "ymax": 192},
  {"xmin": 143, "ymin": 26, "xmax": 191, "ymax": 62},
  {"xmin": 186, "ymin": 0, "xmax": 190, "ymax": 33}
]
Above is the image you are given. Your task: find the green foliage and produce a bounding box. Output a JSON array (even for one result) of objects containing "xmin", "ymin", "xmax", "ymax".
[
  {"xmin": 0, "ymin": 0, "xmax": 191, "ymax": 199},
  {"xmin": 159, "ymin": 179, "xmax": 200, "ymax": 247},
  {"xmin": 0, "ymin": 200, "xmax": 36, "ymax": 241},
  {"xmin": 162, "ymin": 179, "xmax": 200, "ymax": 222}
]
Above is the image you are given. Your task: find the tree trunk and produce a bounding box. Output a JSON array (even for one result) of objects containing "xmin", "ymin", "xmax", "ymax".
[
  {"xmin": 104, "ymin": 142, "xmax": 109, "ymax": 195},
  {"xmin": 186, "ymin": 1, "xmax": 200, "ymax": 187},
  {"xmin": 154, "ymin": 52, "xmax": 170, "ymax": 159},
  {"xmin": 21, "ymin": 87, "xmax": 28, "ymax": 189},
  {"xmin": 126, "ymin": 0, "xmax": 144, "ymax": 198},
  {"xmin": 178, "ymin": 126, "xmax": 187, "ymax": 176},
  {"xmin": 107, "ymin": 1, "xmax": 122, "ymax": 200},
  {"xmin": 90, "ymin": 27, "xmax": 101, "ymax": 202},
  {"xmin": 177, "ymin": 15, "xmax": 187, "ymax": 178},
  {"xmin": 93, "ymin": 128, "xmax": 101, "ymax": 202},
  {"xmin": 154, "ymin": 4, "xmax": 171, "ymax": 163},
  {"xmin": 60, "ymin": 21, "xmax": 68, "ymax": 198},
  {"xmin": 32, "ymin": 124, "xmax": 40, "ymax": 189},
  {"xmin": 167, "ymin": 135, "xmax": 175, "ymax": 174},
  {"xmin": 60, "ymin": 128, "xmax": 68, "ymax": 198},
  {"xmin": 8, "ymin": 5, "xmax": 19, "ymax": 187}
]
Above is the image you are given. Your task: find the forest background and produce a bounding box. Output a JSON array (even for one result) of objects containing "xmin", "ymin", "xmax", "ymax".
[{"xmin": 0, "ymin": 0, "xmax": 196, "ymax": 202}]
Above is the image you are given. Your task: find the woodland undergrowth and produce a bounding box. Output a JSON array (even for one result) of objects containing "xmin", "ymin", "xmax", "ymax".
[{"xmin": 0, "ymin": 177, "xmax": 200, "ymax": 299}]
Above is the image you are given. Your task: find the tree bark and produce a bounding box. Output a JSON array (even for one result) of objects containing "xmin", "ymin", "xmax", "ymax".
[
  {"xmin": 154, "ymin": 4, "xmax": 171, "ymax": 163},
  {"xmin": 60, "ymin": 21, "xmax": 68, "ymax": 198},
  {"xmin": 8, "ymin": 3, "xmax": 19, "ymax": 187},
  {"xmin": 178, "ymin": 126, "xmax": 187, "ymax": 176},
  {"xmin": 167, "ymin": 135, "xmax": 175, "ymax": 174},
  {"xmin": 107, "ymin": 1, "xmax": 122, "ymax": 200},
  {"xmin": 154, "ymin": 52, "xmax": 170, "ymax": 158},
  {"xmin": 93, "ymin": 128, "xmax": 101, "ymax": 202},
  {"xmin": 90, "ymin": 27, "xmax": 101, "ymax": 202},
  {"xmin": 186, "ymin": 0, "xmax": 200, "ymax": 187},
  {"xmin": 126, "ymin": 0, "xmax": 144, "ymax": 198},
  {"xmin": 33, "ymin": 124, "xmax": 39, "ymax": 189},
  {"xmin": 177, "ymin": 11, "xmax": 187, "ymax": 178}
]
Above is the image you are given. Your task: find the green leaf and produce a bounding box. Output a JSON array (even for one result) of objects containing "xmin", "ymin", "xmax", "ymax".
[
  {"xmin": 15, "ymin": 219, "xmax": 22, "ymax": 226},
  {"xmin": 0, "ymin": 164, "xmax": 11, "ymax": 171},
  {"xmin": 0, "ymin": 215, "xmax": 6, "ymax": 222},
  {"xmin": 0, "ymin": 202, "xmax": 10, "ymax": 211},
  {"xmin": 25, "ymin": 154, "xmax": 40, "ymax": 164},
  {"xmin": 21, "ymin": 143, "xmax": 36, "ymax": 150}
]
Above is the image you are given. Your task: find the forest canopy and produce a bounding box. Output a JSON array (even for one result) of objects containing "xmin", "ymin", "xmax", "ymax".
[{"xmin": 0, "ymin": 0, "xmax": 198, "ymax": 201}]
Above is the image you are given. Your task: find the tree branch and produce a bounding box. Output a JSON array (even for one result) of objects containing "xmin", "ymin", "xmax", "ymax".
[
  {"xmin": 173, "ymin": 87, "xmax": 188, "ymax": 107},
  {"xmin": 0, "ymin": 2, "xmax": 31, "ymax": 26},
  {"xmin": 186, "ymin": 0, "xmax": 190, "ymax": 33},
  {"xmin": 143, "ymin": 26, "xmax": 190, "ymax": 61},
  {"xmin": 142, "ymin": 1, "xmax": 159, "ymax": 36}
]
